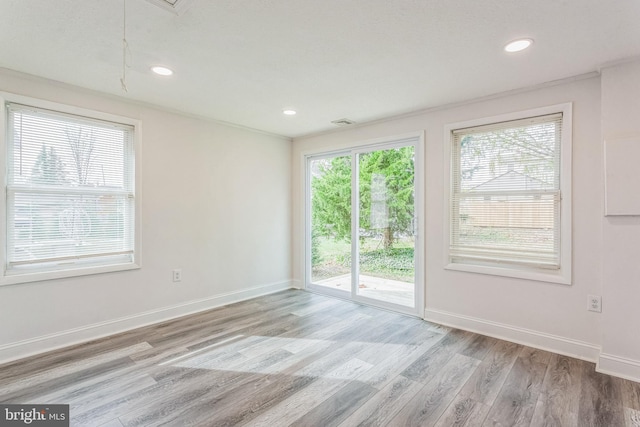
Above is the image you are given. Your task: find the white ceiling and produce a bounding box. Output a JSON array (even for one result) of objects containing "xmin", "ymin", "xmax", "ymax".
[{"xmin": 1, "ymin": 0, "xmax": 640, "ymax": 138}]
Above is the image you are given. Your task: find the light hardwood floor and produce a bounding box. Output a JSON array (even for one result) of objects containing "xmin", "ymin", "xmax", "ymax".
[{"xmin": 1, "ymin": 290, "xmax": 639, "ymax": 426}]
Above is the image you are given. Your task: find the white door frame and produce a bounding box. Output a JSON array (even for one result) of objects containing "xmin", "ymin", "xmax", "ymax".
[{"xmin": 303, "ymin": 132, "xmax": 425, "ymax": 317}]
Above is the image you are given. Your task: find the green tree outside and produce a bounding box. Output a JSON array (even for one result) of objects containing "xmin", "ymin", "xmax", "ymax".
[
  {"xmin": 311, "ymin": 147, "xmax": 414, "ymax": 250},
  {"xmin": 359, "ymin": 147, "xmax": 414, "ymax": 249},
  {"xmin": 31, "ymin": 145, "xmax": 67, "ymax": 185},
  {"xmin": 311, "ymin": 147, "xmax": 415, "ymax": 283}
]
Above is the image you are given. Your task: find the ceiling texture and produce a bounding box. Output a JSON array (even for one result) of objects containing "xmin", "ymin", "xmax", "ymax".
[{"xmin": 1, "ymin": 0, "xmax": 640, "ymax": 138}]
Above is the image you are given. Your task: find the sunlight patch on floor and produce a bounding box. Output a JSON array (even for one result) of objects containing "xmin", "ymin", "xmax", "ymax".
[{"xmin": 166, "ymin": 335, "xmax": 412, "ymax": 380}]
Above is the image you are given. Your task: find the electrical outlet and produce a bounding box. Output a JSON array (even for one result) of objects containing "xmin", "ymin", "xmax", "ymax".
[
  {"xmin": 587, "ymin": 294, "xmax": 602, "ymax": 312},
  {"xmin": 173, "ymin": 269, "xmax": 182, "ymax": 282}
]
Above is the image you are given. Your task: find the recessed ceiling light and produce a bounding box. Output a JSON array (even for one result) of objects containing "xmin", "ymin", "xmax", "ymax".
[
  {"xmin": 151, "ymin": 66, "xmax": 174, "ymax": 76},
  {"xmin": 283, "ymin": 109, "xmax": 297, "ymax": 116},
  {"xmin": 504, "ymin": 38, "xmax": 533, "ymax": 53}
]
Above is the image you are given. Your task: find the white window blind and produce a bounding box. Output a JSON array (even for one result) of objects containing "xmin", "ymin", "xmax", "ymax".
[
  {"xmin": 5, "ymin": 103, "xmax": 135, "ymax": 273},
  {"xmin": 450, "ymin": 113, "xmax": 562, "ymax": 269}
]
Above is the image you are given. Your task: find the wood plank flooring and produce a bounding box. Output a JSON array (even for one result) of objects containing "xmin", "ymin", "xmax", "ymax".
[{"xmin": 1, "ymin": 290, "xmax": 638, "ymax": 426}]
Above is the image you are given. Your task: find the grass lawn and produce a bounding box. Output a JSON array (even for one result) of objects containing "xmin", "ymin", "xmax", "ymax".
[{"xmin": 312, "ymin": 236, "xmax": 415, "ymax": 282}]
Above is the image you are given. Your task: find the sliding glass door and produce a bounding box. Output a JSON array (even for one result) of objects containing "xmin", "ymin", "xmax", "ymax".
[
  {"xmin": 306, "ymin": 136, "xmax": 423, "ymax": 316},
  {"xmin": 309, "ymin": 154, "xmax": 353, "ymax": 296}
]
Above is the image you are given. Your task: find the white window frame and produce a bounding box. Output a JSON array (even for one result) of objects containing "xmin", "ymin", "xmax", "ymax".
[
  {"xmin": 0, "ymin": 93, "xmax": 142, "ymax": 285},
  {"xmin": 443, "ymin": 103, "xmax": 572, "ymax": 285}
]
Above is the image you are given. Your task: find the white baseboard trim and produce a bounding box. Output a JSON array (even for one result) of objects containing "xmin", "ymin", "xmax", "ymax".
[
  {"xmin": 0, "ymin": 280, "xmax": 294, "ymax": 365},
  {"xmin": 597, "ymin": 353, "xmax": 640, "ymax": 383},
  {"xmin": 424, "ymin": 308, "xmax": 601, "ymax": 362}
]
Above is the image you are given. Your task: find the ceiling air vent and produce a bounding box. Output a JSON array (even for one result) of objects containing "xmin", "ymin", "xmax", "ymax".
[
  {"xmin": 331, "ymin": 118, "xmax": 356, "ymax": 126},
  {"xmin": 144, "ymin": 0, "xmax": 195, "ymax": 15}
]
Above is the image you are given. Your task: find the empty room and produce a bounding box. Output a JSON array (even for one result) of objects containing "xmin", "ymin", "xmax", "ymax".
[{"xmin": 1, "ymin": 0, "xmax": 640, "ymax": 426}]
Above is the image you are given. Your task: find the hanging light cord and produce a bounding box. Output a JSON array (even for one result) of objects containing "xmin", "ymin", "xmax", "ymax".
[{"xmin": 120, "ymin": 0, "xmax": 130, "ymax": 92}]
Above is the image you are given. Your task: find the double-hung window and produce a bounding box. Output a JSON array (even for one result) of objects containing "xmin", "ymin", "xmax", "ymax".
[
  {"xmin": 1, "ymin": 95, "xmax": 140, "ymax": 284},
  {"xmin": 445, "ymin": 104, "xmax": 572, "ymax": 284}
]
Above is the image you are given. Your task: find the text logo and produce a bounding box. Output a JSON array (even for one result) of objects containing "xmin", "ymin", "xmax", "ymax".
[{"xmin": 1, "ymin": 405, "xmax": 69, "ymax": 426}]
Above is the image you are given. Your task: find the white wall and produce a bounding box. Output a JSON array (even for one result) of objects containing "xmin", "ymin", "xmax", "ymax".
[
  {"xmin": 600, "ymin": 60, "xmax": 640, "ymax": 381},
  {"xmin": 0, "ymin": 70, "xmax": 292, "ymax": 362},
  {"xmin": 293, "ymin": 76, "xmax": 604, "ymax": 362}
]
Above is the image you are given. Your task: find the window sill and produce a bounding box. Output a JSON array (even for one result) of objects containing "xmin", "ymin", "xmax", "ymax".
[
  {"xmin": 0, "ymin": 261, "xmax": 140, "ymax": 286},
  {"xmin": 445, "ymin": 262, "xmax": 571, "ymax": 285}
]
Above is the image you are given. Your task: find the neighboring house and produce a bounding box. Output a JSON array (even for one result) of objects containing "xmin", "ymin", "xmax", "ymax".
[{"xmin": 463, "ymin": 170, "xmax": 554, "ymax": 229}]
